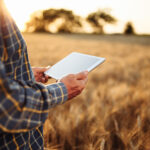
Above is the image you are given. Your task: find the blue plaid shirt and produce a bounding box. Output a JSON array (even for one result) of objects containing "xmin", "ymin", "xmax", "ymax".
[{"xmin": 0, "ymin": 1, "xmax": 68, "ymax": 149}]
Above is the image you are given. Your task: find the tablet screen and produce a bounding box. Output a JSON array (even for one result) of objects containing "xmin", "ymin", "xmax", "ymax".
[{"xmin": 45, "ymin": 52, "xmax": 105, "ymax": 80}]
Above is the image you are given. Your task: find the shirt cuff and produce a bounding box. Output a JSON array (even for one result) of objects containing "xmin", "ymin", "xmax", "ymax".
[{"xmin": 46, "ymin": 82, "xmax": 68, "ymax": 106}]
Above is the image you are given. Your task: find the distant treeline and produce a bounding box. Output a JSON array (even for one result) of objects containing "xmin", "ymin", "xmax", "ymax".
[{"xmin": 25, "ymin": 8, "xmax": 135, "ymax": 34}]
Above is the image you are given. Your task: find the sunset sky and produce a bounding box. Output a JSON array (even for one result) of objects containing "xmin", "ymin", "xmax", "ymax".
[{"xmin": 4, "ymin": 0, "xmax": 150, "ymax": 34}]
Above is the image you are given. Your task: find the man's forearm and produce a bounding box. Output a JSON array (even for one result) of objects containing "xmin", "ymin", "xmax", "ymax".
[{"xmin": 0, "ymin": 60, "xmax": 68, "ymax": 133}]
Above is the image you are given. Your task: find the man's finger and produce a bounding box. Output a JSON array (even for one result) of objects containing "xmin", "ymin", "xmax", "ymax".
[
  {"xmin": 40, "ymin": 68, "xmax": 48, "ymax": 72},
  {"xmin": 45, "ymin": 75, "xmax": 50, "ymax": 80},
  {"xmin": 46, "ymin": 66, "xmax": 51, "ymax": 69},
  {"xmin": 38, "ymin": 66, "xmax": 51, "ymax": 72},
  {"xmin": 76, "ymin": 71, "xmax": 88, "ymax": 80},
  {"xmin": 79, "ymin": 77, "xmax": 88, "ymax": 85},
  {"xmin": 41, "ymin": 77, "xmax": 46, "ymax": 83}
]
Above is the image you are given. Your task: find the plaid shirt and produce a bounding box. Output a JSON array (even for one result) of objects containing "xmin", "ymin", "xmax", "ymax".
[{"xmin": 0, "ymin": 1, "xmax": 68, "ymax": 149}]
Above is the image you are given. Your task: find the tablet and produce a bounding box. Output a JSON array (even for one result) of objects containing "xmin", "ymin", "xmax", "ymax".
[{"xmin": 44, "ymin": 52, "xmax": 105, "ymax": 80}]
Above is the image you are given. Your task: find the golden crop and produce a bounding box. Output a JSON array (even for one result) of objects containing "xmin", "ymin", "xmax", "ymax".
[{"xmin": 24, "ymin": 33, "xmax": 150, "ymax": 150}]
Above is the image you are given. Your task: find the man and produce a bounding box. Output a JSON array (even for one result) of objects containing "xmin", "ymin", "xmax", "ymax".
[{"xmin": 0, "ymin": 0, "xmax": 88, "ymax": 149}]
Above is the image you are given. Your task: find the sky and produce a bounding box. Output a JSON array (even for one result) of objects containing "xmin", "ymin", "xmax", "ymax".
[{"xmin": 4, "ymin": 0, "xmax": 150, "ymax": 34}]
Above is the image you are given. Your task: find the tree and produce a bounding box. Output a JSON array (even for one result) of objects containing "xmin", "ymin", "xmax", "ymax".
[
  {"xmin": 25, "ymin": 11, "xmax": 46, "ymax": 32},
  {"xmin": 25, "ymin": 9, "xmax": 82, "ymax": 33},
  {"xmin": 86, "ymin": 10, "xmax": 117, "ymax": 34},
  {"xmin": 124, "ymin": 22, "xmax": 135, "ymax": 35}
]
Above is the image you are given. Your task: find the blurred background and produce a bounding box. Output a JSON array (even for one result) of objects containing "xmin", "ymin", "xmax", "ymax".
[{"xmin": 4, "ymin": 0, "xmax": 150, "ymax": 149}]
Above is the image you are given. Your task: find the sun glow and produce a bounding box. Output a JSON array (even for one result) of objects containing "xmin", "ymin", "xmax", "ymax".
[
  {"xmin": 4, "ymin": 0, "xmax": 36, "ymax": 31},
  {"xmin": 4, "ymin": 0, "xmax": 150, "ymax": 34}
]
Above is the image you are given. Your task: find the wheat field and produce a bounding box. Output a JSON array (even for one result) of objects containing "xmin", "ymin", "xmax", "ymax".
[{"xmin": 23, "ymin": 33, "xmax": 150, "ymax": 150}]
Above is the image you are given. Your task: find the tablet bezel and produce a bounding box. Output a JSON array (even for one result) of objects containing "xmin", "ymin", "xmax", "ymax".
[{"xmin": 45, "ymin": 52, "xmax": 105, "ymax": 80}]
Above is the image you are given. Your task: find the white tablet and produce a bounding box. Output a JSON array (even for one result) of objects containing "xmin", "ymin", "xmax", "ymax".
[{"xmin": 45, "ymin": 52, "xmax": 105, "ymax": 80}]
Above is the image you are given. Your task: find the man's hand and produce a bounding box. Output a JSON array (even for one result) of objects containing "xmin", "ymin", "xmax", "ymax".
[
  {"xmin": 60, "ymin": 71, "xmax": 88, "ymax": 100},
  {"xmin": 32, "ymin": 67, "xmax": 50, "ymax": 83}
]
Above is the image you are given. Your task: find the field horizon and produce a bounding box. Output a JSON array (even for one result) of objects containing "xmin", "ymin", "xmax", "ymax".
[{"xmin": 23, "ymin": 33, "xmax": 150, "ymax": 150}]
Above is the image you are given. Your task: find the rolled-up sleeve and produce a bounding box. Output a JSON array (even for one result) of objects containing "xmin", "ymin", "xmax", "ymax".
[{"xmin": 46, "ymin": 82, "xmax": 68, "ymax": 106}]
